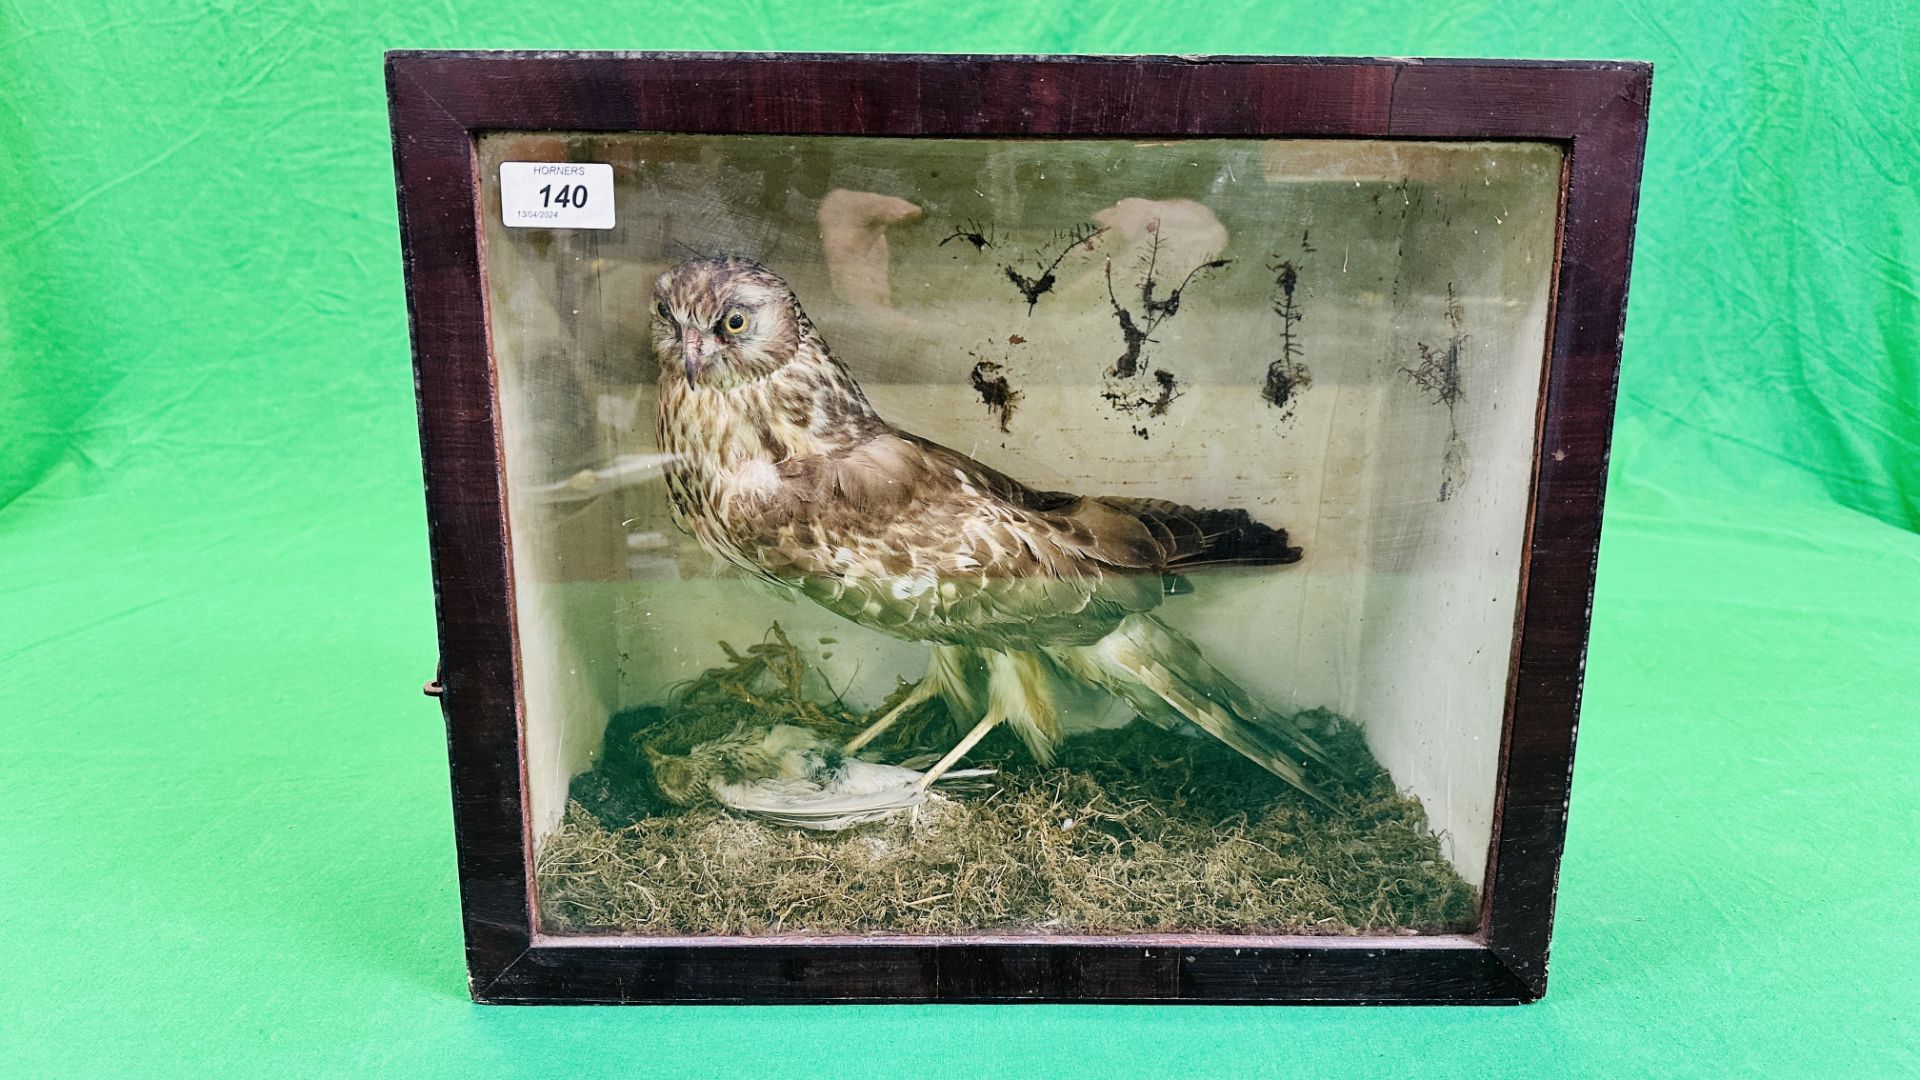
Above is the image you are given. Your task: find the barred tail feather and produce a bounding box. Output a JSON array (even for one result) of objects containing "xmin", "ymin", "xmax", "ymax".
[{"xmin": 1064, "ymin": 614, "xmax": 1336, "ymax": 807}]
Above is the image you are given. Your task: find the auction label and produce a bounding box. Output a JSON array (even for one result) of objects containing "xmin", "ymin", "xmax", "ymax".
[{"xmin": 499, "ymin": 162, "xmax": 615, "ymax": 229}]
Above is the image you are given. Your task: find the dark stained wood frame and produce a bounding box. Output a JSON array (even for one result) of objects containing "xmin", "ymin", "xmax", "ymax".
[{"xmin": 387, "ymin": 51, "xmax": 1650, "ymax": 1005}]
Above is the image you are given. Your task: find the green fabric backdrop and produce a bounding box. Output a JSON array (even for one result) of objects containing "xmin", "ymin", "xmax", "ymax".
[{"xmin": 2, "ymin": 2, "xmax": 1915, "ymax": 1076}]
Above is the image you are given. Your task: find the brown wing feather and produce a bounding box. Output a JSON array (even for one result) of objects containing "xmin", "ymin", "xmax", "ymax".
[
  {"xmin": 890, "ymin": 438, "xmax": 1297, "ymax": 572},
  {"xmin": 728, "ymin": 429, "xmax": 1297, "ymax": 648},
  {"xmin": 1090, "ymin": 497, "xmax": 1304, "ymax": 568},
  {"xmin": 762, "ymin": 432, "xmax": 1299, "ymax": 574},
  {"xmin": 892, "ymin": 436, "xmax": 1298, "ymax": 569}
]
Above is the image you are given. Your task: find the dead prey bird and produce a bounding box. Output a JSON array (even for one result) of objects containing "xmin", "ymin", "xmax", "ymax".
[
  {"xmin": 646, "ymin": 724, "xmax": 992, "ymax": 830},
  {"xmin": 652, "ymin": 256, "xmax": 1333, "ymax": 804}
]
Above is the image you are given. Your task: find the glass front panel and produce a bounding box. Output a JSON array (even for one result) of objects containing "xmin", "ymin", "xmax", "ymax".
[{"xmin": 475, "ymin": 132, "xmax": 1563, "ymax": 937}]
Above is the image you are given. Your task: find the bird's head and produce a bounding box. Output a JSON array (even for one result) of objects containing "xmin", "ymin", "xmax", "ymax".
[
  {"xmin": 643, "ymin": 742, "xmax": 706, "ymax": 807},
  {"xmin": 651, "ymin": 255, "xmax": 807, "ymax": 390}
]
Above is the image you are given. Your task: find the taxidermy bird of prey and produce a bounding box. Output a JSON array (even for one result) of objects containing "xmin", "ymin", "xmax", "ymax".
[{"xmin": 652, "ymin": 255, "xmax": 1333, "ymax": 805}]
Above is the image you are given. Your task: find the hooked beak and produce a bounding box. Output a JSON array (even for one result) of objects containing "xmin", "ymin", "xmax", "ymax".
[{"xmin": 681, "ymin": 330, "xmax": 707, "ymax": 382}]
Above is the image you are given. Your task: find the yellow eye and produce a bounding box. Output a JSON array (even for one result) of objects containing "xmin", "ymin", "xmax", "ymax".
[{"xmin": 722, "ymin": 310, "xmax": 748, "ymax": 334}]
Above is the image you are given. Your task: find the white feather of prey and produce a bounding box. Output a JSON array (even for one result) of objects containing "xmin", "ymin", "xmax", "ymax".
[
  {"xmin": 532, "ymin": 452, "xmax": 681, "ymax": 502},
  {"xmin": 708, "ymin": 725, "xmax": 993, "ymax": 830}
]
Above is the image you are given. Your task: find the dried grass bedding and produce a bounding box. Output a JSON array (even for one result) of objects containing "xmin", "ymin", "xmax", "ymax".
[{"xmin": 538, "ymin": 628, "xmax": 1479, "ymax": 936}]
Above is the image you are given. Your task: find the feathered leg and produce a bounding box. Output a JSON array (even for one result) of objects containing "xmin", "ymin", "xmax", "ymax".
[
  {"xmin": 993, "ymin": 650, "xmax": 1064, "ymax": 764},
  {"xmin": 913, "ymin": 649, "xmax": 1062, "ymax": 790},
  {"xmin": 845, "ymin": 644, "xmax": 980, "ymax": 754},
  {"xmin": 1057, "ymin": 614, "xmax": 1337, "ymax": 807}
]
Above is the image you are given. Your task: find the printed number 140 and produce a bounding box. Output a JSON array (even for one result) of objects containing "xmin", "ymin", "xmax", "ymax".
[{"xmin": 538, "ymin": 183, "xmax": 589, "ymax": 209}]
